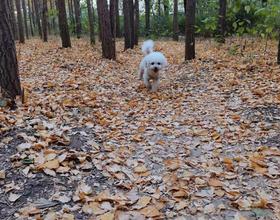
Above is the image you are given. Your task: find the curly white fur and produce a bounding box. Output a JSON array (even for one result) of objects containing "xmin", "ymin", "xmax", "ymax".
[{"xmin": 139, "ymin": 40, "xmax": 168, "ymax": 92}]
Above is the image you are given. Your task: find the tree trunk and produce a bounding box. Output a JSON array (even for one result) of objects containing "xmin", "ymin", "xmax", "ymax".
[
  {"xmin": 158, "ymin": 0, "xmax": 161, "ymax": 16},
  {"xmin": 129, "ymin": 0, "xmax": 135, "ymax": 46},
  {"xmin": 74, "ymin": 0, "xmax": 82, "ymax": 38},
  {"xmin": 217, "ymin": 0, "xmax": 226, "ymax": 43},
  {"xmin": 134, "ymin": 0, "xmax": 139, "ymax": 45},
  {"xmin": 27, "ymin": 0, "xmax": 34, "ymax": 36},
  {"xmin": 22, "ymin": 0, "xmax": 29, "ymax": 39},
  {"xmin": 277, "ymin": 30, "xmax": 280, "ymax": 65},
  {"xmin": 56, "ymin": 0, "xmax": 71, "ymax": 48},
  {"xmin": 8, "ymin": 0, "xmax": 19, "ymax": 40},
  {"xmin": 42, "ymin": 0, "xmax": 48, "ymax": 41},
  {"xmin": 184, "ymin": 0, "xmax": 186, "ymax": 14},
  {"xmin": 86, "ymin": 0, "xmax": 95, "ymax": 45},
  {"xmin": 49, "ymin": 0, "xmax": 56, "ymax": 34},
  {"xmin": 163, "ymin": 0, "xmax": 169, "ymax": 16},
  {"xmin": 123, "ymin": 0, "xmax": 132, "ymax": 49},
  {"xmin": 34, "ymin": 0, "xmax": 42, "ymax": 37},
  {"xmin": 173, "ymin": 0, "xmax": 179, "ymax": 41},
  {"xmin": 145, "ymin": 0, "xmax": 150, "ymax": 36},
  {"xmin": 0, "ymin": 0, "xmax": 22, "ymax": 100},
  {"xmin": 110, "ymin": 0, "xmax": 116, "ymax": 39},
  {"xmin": 185, "ymin": 0, "xmax": 196, "ymax": 60},
  {"xmin": 116, "ymin": 0, "xmax": 121, "ymax": 38},
  {"xmin": 15, "ymin": 0, "xmax": 25, "ymax": 43},
  {"xmin": 68, "ymin": 0, "xmax": 75, "ymax": 28},
  {"xmin": 97, "ymin": 0, "xmax": 116, "ymax": 59}
]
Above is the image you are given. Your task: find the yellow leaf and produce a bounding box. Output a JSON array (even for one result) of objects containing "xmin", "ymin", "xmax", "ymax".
[
  {"xmin": 134, "ymin": 196, "xmax": 151, "ymax": 209},
  {"xmin": 99, "ymin": 212, "xmax": 114, "ymax": 220},
  {"xmin": 140, "ymin": 205, "xmax": 161, "ymax": 218}
]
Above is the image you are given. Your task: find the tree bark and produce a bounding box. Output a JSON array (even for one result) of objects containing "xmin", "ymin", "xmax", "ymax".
[
  {"xmin": 27, "ymin": 0, "xmax": 34, "ymax": 36},
  {"xmin": 56, "ymin": 0, "xmax": 71, "ymax": 48},
  {"xmin": 129, "ymin": 0, "xmax": 135, "ymax": 46},
  {"xmin": 185, "ymin": 0, "xmax": 196, "ymax": 60},
  {"xmin": 110, "ymin": 0, "xmax": 116, "ymax": 39},
  {"xmin": 97, "ymin": 0, "xmax": 116, "ymax": 59},
  {"xmin": 134, "ymin": 0, "xmax": 139, "ymax": 45},
  {"xmin": 277, "ymin": 30, "xmax": 280, "ymax": 65},
  {"xmin": 34, "ymin": 0, "xmax": 42, "ymax": 37},
  {"xmin": 145, "ymin": 0, "xmax": 150, "ymax": 36},
  {"xmin": 74, "ymin": 0, "xmax": 82, "ymax": 38},
  {"xmin": 123, "ymin": 0, "xmax": 132, "ymax": 49},
  {"xmin": 15, "ymin": 0, "xmax": 25, "ymax": 43},
  {"xmin": 217, "ymin": 0, "xmax": 226, "ymax": 43},
  {"xmin": 116, "ymin": 0, "xmax": 121, "ymax": 38},
  {"xmin": 42, "ymin": 0, "xmax": 48, "ymax": 41},
  {"xmin": 158, "ymin": 0, "xmax": 161, "ymax": 16},
  {"xmin": 173, "ymin": 0, "xmax": 179, "ymax": 41},
  {"xmin": 8, "ymin": 0, "xmax": 19, "ymax": 40},
  {"xmin": 68, "ymin": 0, "xmax": 75, "ymax": 28},
  {"xmin": 0, "ymin": 0, "xmax": 22, "ymax": 100},
  {"xmin": 22, "ymin": 0, "xmax": 29, "ymax": 39},
  {"xmin": 49, "ymin": 0, "xmax": 57, "ymax": 34},
  {"xmin": 86, "ymin": 0, "xmax": 95, "ymax": 45}
]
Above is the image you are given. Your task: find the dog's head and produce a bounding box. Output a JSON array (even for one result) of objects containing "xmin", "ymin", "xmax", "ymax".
[{"xmin": 145, "ymin": 52, "xmax": 168, "ymax": 73}]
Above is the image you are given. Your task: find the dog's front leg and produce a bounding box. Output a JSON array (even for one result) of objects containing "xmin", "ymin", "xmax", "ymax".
[
  {"xmin": 143, "ymin": 73, "xmax": 152, "ymax": 90},
  {"xmin": 151, "ymin": 79, "xmax": 159, "ymax": 92}
]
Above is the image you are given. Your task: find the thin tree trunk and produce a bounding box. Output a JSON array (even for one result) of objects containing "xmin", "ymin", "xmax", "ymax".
[
  {"xmin": 173, "ymin": 0, "xmax": 179, "ymax": 41},
  {"xmin": 129, "ymin": 0, "xmax": 135, "ymax": 47},
  {"xmin": 15, "ymin": 0, "xmax": 25, "ymax": 43},
  {"xmin": 86, "ymin": 0, "xmax": 95, "ymax": 45},
  {"xmin": 42, "ymin": 0, "xmax": 48, "ymax": 41},
  {"xmin": 50, "ymin": 0, "xmax": 57, "ymax": 34},
  {"xmin": 123, "ymin": 0, "xmax": 132, "ymax": 49},
  {"xmin": 97, "ymin": 0, "xmax": 116, "ymax": 59},
  {"xmin": 56, "ymin": 0, "xmax": 71, "ymax": 47},
  {"xmin": 185, "ymin": 0, "xmax": 196, "ymax": 60},
  {"xmin": 74, "ymin": 0, "xmax": 82, "ymax": 38},
  {"xmin": 8, "ymin": 0, "xmax": 19, "ymax": 40},
  {"xmin": 158, "ymin": 0, "xmax": 161, "ymax": 16},
  {"xmin": 0, "ymin": 0, "xmax": 22, "ymax": 100},
  {"xmin": 22, "ymin": 0, "xmax": 29, "ymax": 39},
  {"xmin": 34, "ymin": 0, "xmax": 42, "ymax": 37},
  {"xmin": 27, "ymin": 0, "xmax": 34, "ymax": 36},
  {"xmin": 134, "ymin": 0, "xmax": 139, "ymax": 45},
  {"xmin": 145, "ymin": 0, "xmax": 150, "ymax": 36},
  {"xmin": 277, "ymin": 30, "xmax": 280, "ymax": 64},
  {"xmin": 116, "ymin": 0, "xmax": 121, "ymax": 38},
  {"xmin": 31, "ymin": 0, "xmax": 36, "ymax": 27},
  {"xmin": 184, "ymin": 0, "xmax": 186, "ymax": 14},
  {"xmin": 68, "ymin": 0, "xmax": 75, "ymax": 28},
  {"xmin": 110, "ymin": 0, "xmax": 117, "ymax": 39},
  {"xmin": 163, "ymin": 0, "xmax": 169, "ymax": 16},
  {"xmin": 217, "ymin": 0, "xmax": 226, "ymax": 43}
]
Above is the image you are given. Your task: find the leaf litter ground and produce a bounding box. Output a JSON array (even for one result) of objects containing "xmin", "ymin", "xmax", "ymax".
[{"xmin": 0, "ymin": 38, "xmax": 280, "ymax": 220}]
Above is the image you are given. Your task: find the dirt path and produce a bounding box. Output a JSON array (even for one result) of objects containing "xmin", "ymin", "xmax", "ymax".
[{"xmin": 0, "ymin": 38, "xmax": 279, "ymax": 219}]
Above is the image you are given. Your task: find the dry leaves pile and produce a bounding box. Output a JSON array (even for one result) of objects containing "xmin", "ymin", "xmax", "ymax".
[{"xmin": 0, "ymin": 38, "xmax": 280, "ymax": 219}]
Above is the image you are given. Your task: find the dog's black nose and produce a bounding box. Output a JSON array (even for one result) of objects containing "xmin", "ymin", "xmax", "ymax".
[{"xmin": 154, "ymin": 67, "xmax": 158, "ymax": 72}]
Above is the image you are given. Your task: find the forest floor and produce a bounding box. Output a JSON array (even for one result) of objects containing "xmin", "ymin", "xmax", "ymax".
[{"xmin": 0, "ymin": 37, "xmax": 280, "ymax": 220}]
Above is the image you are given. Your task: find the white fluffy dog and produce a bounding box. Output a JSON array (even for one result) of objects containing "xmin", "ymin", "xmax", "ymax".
[{"xmin": 139, "ymin": 40, "xmax": 168, "ymax": 92}]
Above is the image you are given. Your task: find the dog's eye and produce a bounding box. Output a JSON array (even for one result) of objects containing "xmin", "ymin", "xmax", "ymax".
[
  {"xmin": 151, "ymin": 62, "xmax": 154, "ymax": 65},
  {"xmin": 158, "ymin": 62, "xmax": 161, "ymax": 65}
]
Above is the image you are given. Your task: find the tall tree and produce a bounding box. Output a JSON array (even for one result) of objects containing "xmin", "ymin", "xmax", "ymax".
[
  {"xmin": 97, "ymin": 0, "xmax": 116, "ymax": 59},
  {"xmin": 34, "ymin": 0, "xmax": 42, "ymax": 37},
  {"xmin": 49, "ymin": 0, "xmax": 57, "ymax": 34},
  {"xmin": 74, "ymin": 0, "xmax": 82, "ymax": 38},
  {"xmin": 134, "ymin": 0, "xmax": 139, "ymax": 45},
  {"xmin": 158, "ymin": 0, "xmax": 161, "ymax": 16},
  {"xmin": 173, "ymin": 0, "xmax": 179, "ymax": 41},
  {"xmin": 185, "ymin": 0, "xmax": 196, "ymax": 60},
  {"xmin": 15, "ymin": 0, "xmax": 25, "ymax": 43},
  {"xmin": 0, "ymin": 0, "xmax": 22, "ymax": 101},
  {"xmin": 27, "ymin": 0, "xmax": 34, "ymax": 36},
  {"xmin": 86, "ymin": 0, "xmax": 95, "ymax": 45},
  {"xmin": 22, "ymin": 0, "xmax": 29, "ymax": 39},
  {"xmin": 56, "ymin": 0, "xmax": 71, "ymax": 48},
  {"xmin": 42, "ymin": 0, "xmax": 48, "ymax": 41},
  {"xmin": 217, "ymin": 0, "xmax": 227, "ymax": 43},
  {"xmin": 68, "ymin": 0, "xmax": 75, "ymax": 29},
  {"xmin": 277, "ymin": 30, "xmax": 280, "ymax": 65},
  {"xmin": 163, "ymin": 0, "xmax": 169, "ymax": 16},
  {"xmin": 123, "ymin": 0, "xmax": 133, "ymax": 49},
  {"xmin": 145, "ymin": 0, "xmax": 150, "ymax": 36},
  {"xmin": 110, "ymin": 0, "xmax": 116, "ymax": 38},
  {"xmin": 129, "ymin": 0, "xmax": 135, "ymax": 45},
  {"xmin": 116, "ymin": 0, "xmax": 121, "ymax": 38},
  {"xmin": 8, "ymin": 0, "xmax": 19, "ymax": 40}
]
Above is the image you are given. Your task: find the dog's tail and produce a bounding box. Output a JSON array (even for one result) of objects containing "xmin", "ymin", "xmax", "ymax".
[{"xmin": 141, "ymin": 40, "xmax": 154, "ymax": 55}]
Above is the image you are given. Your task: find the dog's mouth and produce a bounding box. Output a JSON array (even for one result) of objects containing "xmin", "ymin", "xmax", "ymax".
[{"xmin": 153, "ymin": 67, "xmax": 159, "ymax": 72}]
